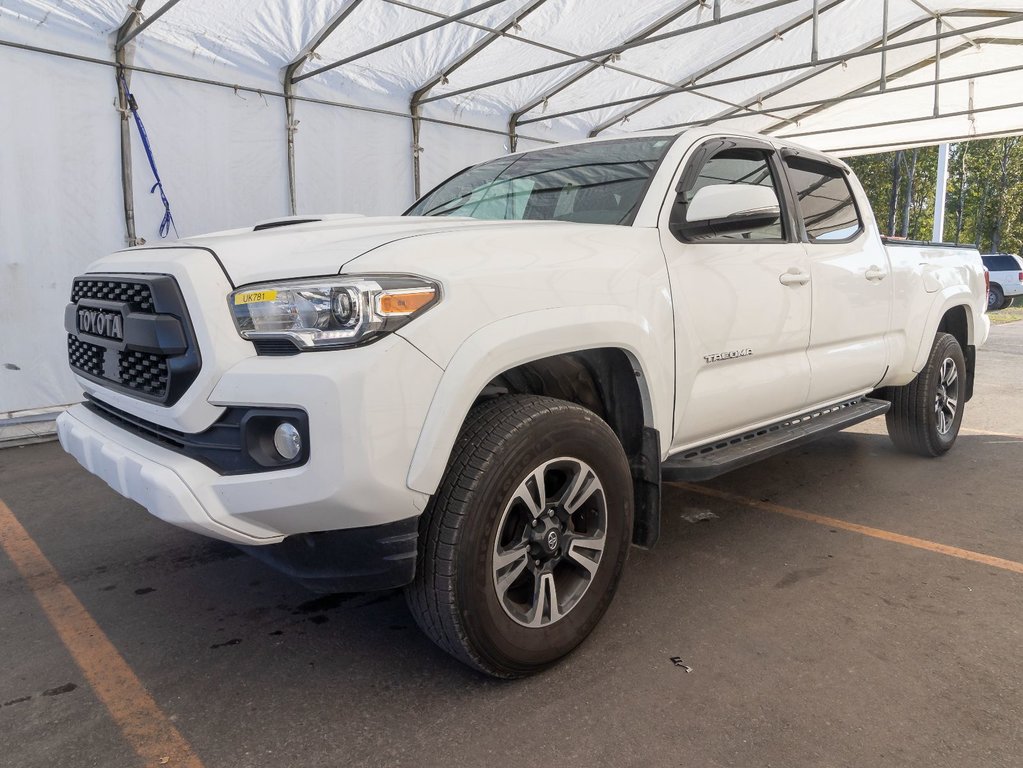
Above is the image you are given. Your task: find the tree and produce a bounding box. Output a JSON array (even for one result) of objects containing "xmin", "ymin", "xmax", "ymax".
[{"xmin": 847, "ymin": 137, "xmax": 1023, "ymax": 252}]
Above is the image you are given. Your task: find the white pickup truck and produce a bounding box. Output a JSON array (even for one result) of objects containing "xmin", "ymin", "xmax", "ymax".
[{"xmin": 59, "ymin": 128, "xmax": 989, "ymax": 677}]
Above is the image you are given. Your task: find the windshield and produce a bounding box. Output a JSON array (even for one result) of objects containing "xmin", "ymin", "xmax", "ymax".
[{"xmin": 405, "ymin": 136, "xmax": 675, "ymax": 226}]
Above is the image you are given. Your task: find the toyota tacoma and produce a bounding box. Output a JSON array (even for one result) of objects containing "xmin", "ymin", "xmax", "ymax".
[{"xmin": 59, "ymin": 128, "xmax": 990, "ymax": 677}]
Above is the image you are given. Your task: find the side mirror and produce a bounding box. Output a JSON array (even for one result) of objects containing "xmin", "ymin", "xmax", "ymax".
[{"xmin": 672, "ymin": 183, "xmax": 781, "ymax": 239}]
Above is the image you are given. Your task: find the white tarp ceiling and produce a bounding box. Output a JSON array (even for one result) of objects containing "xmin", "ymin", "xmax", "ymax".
[{"xmin": 1, "ymin": 0, "xmax": 1022, "ymax": 417}]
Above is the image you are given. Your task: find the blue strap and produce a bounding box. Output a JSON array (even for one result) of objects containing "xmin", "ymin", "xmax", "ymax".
[{"xmin": 119, "ymin": 72, "xmax": 178, "ymax": 239}]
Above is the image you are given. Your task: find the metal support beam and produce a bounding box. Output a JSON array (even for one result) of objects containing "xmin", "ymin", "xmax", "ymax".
[
  {"xmin": 881, "ymin": 0, "xmax": 890, "ymax": 90},
  {"xmin": 116, "ymin": 0, "xmax": 184, "ymax": 51},
  {"xmin": 777, "ymin": 100, "xmax": 1023, "ymax": 141},
  {"xmin": 836, "ymin": 127, "xmax": 1023, "ymax": 156},
  {"xmin": 520, "ymin": 13, "xmax": 1022, "ymax": 131},
  {"xmin": 933, "ymin": 142, "xmax": 950, "ymax": 242},
  {"xmin": 583, "ymin": 0, "xmax": 847, "ymax": 137},
  {"xmin": 413, "ymin": 0, "xmax": 548, "ymax": 106},
  {"xmin": 759, "ymin": 34, "xmax": 981, "ymax": 134},
  {"xmin": 419, "ymin": 0, "xmax": 804, "ymax": 104},
  {"xmin": 2, "ymin": 37, "xmax": 558, "ymax": 146},
  {"xmin": 294, "ymin": 0, "xmax": 507, "ymax": 84},
  {"xmin": 115, "ymin": 1, "xmax": 147, "ymax": 246},
  {"xmin": 283, "ymin": 0, "xmax": 366, "ymax": 216},
  {"xmin": 720, "ymin": 13, "xmax": 1006, "ymax": 134},
  {"xmin": 934, "ymin": 16, "xmax": 942, "ymax": 117},
  {"xmin": 811, "ymin": 0, "xmax": 820, "ymax": 63},
  {"xmin": 507, "ymin": 1, "xmax": 702, "ymax": 152},
  {"xmin": 651, "ymin": 61, "xmax": 1021, "ymax": 134},
  {"xmin": 410, "ymin": 0, "xmax": 549, "ymax": 190},
  {"xmin": 285, "ymin": 0, "xmax": 365, "ymax": 81}
]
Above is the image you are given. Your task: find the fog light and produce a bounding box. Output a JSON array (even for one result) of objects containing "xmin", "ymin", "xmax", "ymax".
[{"xmin": 273, "ymin": 422, "xmax": 302, "ymax": 461}]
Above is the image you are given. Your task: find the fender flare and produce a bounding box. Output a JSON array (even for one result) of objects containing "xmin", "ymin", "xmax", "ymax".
[
  {"xmin": 910, "ymin": 287, "xmax": 976, "ymax": 373},
  {"xmin": 404, "ymin": 306, "xmax": 672, "ymax": 495}
]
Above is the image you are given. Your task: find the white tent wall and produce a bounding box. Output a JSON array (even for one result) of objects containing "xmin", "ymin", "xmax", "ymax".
[
  {"xmin": 419, "ymin": 120, "xmax": 511, "ymax": 191},
  {"xmin": 0, "ymin": 46, "xmax": 123, "ymax": 415},
  {"xmin": 1, "ymin": 0, "xmax": 1022, "ymax": 421},
  {"xmin": 126, "ymin": 72, "xmax": 291, "ymax": 242},
  {"xmin": 294, "ymin": 100, "xmax": 415, "ymax": 215}
]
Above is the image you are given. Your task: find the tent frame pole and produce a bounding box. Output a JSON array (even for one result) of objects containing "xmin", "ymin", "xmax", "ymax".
[
  {"xmin": 114, "ymin": 1, "xmax": 147, "ymax": 247},
  {"xmin": 507, "ymin": 1, "xmax": 702, "ymax": 152},
  {"xmin": 521, "ymin": 14, "xmax": 1022, "ymax": 129},
  {"xmin": 585, "ymin": 0, "xmax": 848, "ymax": 137},
  {"xmin": 652, "ymin": 62, "xmax": 1020, "ymax": 136},
  {"xmin": 115, "ymin": 0, "xmax": 184, "ymax": 51},
  {"xmin": 418, "ymin": 0, "xmax": 803, "ymax": 105},
  {"xmin": 409, "ymin": 0, "xmax": 549, "ymax": 196},
  {"xmin": 295, "ymin": 0, "xmax": 507, "ymax": 84},
  {"xmin": 664, "ymin": 13, "xmax": 998, "ymax": 133},
  {"xmin": 282, "ymin": 0, "xmax": 366, "ymax": 215},
  {"xmin": 760, "ymin": 36, "xmax": 1000, "ymax": 135},
  {"xmin": 778, "ymin": 100, "xmax": 1023, "ymax": 146}
]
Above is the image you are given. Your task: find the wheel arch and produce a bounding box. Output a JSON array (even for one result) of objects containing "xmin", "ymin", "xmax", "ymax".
[
  {"xmin": 405, "ymin": 307, "xmax": 671, "ymax": 547},
  {"xmin": 909, "ymin": 299, "xmax": 976, "ymax": 402},
  {"xmin": 910, "ymin": 293, "xmax": 976, "ymax": 374}
]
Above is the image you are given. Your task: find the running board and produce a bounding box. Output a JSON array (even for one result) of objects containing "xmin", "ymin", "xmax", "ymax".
[{"xmin": 662, "ymin": 397, "xmax": 891, "ymax": 482}]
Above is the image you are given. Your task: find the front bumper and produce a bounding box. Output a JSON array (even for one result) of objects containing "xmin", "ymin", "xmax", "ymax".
[{"xmin": 58, "ymin": 335, "xmax": 443, "ymax": 548}]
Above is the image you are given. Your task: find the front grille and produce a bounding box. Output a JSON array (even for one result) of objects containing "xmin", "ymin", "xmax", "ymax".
[
  {"xmin": 66, "ymin": 274, "xmax": 200, "ymax": 405},
  {"xmin": 67, "ymin": 335, "xmax": 104, "ymax": 377},
  {"xmin": 71, "ymin": 278, "xmax": 154, "ymax": 311},
  {"xmin": 118, "ymin": 349, "xmax": 169, "ymax": 397}
]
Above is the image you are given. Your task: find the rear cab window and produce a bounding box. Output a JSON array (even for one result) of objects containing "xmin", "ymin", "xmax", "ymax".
[{"xmin": 783, "ymin": 155, "xmax": 863, "ymax": 242}]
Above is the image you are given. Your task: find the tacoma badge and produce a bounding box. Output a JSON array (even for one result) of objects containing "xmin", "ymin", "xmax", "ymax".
[{"xmin": 704, "ymin": 348, "xmax": 753, "ymax": 363}]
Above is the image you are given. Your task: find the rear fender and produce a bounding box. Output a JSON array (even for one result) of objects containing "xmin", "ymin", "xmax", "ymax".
[{"xmin": 910, "ymin": 289, "xmax": 975, "ymax": 373}]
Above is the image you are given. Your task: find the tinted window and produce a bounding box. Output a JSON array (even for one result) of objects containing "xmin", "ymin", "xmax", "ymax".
[
  {"xmin": 982, "ymin": 255, "xmax": 1020, "ymax": 272},
  {"xmin": 785, "ymin": 156, "xmax": 862, "ymax": 242},
  {"xmin": 405, "ymin": 137, "xmax": 674, "ymax": 226},
  {"xmin": 682, "ymin": 148, "xmax": 784, "ymax": 241}
]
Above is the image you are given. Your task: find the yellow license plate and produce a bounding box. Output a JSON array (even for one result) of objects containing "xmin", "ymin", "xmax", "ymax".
[{"xmin": 234, "ymin": 289, "xmax": 278, "ymax": 305}]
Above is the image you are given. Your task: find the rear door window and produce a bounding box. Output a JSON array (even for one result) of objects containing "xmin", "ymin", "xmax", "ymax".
[{"xmin": 784, "ymin": 156, "xmax": 863, "ymax": 242}]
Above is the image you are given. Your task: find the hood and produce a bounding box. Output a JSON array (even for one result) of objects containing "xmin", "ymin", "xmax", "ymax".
[{"xmin": 170, "ymin": 215, "xmax": 563, "ymax": 286}]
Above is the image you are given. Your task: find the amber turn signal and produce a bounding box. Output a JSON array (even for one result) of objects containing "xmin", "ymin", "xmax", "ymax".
[{"xmin": 377, "ymin": 289, "xmax": 436, "ymax": 315}]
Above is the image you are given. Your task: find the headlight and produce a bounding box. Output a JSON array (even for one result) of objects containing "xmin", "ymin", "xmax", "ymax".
[{"xmin": 229, "ymin": 275, "xmax": 439, "ymax": 349}]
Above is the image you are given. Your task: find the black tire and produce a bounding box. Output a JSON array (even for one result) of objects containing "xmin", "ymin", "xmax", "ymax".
[
  {"xmin": 988, "ymin": 284, "xmax": 1004, "ymax": 311},
  {"xmin": 1000, "ymin": 296, "xmax": 1015, "ymax": 310},
  {"xmin": 405, "ymin": 395, "xmax": 633, "ymax": 678},
  {"xmin": 885, "ymin": 332, "xmax": 966, "ymax": 457}
]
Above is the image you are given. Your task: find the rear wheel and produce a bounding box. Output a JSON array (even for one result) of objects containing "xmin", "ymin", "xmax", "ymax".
[
  {"xmin": 885, "ymin": 332, "xmax": 966, "ymax": 457},
  {"xmin": 405, "ymin": 395, "xmax": 633, "ymax": 678},
  {"xmin": 988, "ymin": 284, "xmax": 1004, "ymax": 311}
]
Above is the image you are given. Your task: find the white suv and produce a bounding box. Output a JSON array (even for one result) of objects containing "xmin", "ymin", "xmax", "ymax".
[{"xmin": 982, "ymin": 253, "xmax": 1023, "ymax": 310}]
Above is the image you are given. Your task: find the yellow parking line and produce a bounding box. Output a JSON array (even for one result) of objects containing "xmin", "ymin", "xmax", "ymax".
[
  {"xmin": 0, "ymin": 498, "xmax": 203, "ymax": 768},
  {"xmin": 667, "ymin": 482, "xmax": 1023, "ymax": 576}
]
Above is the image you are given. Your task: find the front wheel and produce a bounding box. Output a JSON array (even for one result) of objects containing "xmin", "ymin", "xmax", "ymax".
[
  {"xmin": 405, "ymin": 395, "xmax": 633, "ymax": 678},
  {"xmin": 885, "ymin": 332, "xmax": 966, "ymax": 457}
]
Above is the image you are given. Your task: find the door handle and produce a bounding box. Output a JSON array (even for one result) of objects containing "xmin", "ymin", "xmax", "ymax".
[
  {"xmin": 779, "ymin": 269, "xmax": 810, "ymax": 286},
  {"xmin": 865, "ymin": 265, "xmax": 888, "ymax": 281}
]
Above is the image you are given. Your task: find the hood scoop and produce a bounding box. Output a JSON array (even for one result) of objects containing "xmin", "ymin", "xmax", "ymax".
[{"xmin": 252, "ymin": 213, "xmax": 365, "ymax": 232}]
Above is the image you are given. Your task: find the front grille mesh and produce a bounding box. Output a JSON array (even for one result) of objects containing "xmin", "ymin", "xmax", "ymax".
[
  {"xmin": 67, "ymin": 335, "xmax": 104, "ymax": 377},
  {"xmin": 118, "ymin": 350, "xmax": 169, "ymax": 397},
  {"xmin": 68, "ymin": 275, "xmax": 198, "ymax": 404},
  {"xmin": 71, "ymin": 279, "xmax": 154, "ymax": 311}
]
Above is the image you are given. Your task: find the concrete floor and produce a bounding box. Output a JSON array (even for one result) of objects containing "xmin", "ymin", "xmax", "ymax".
[{"xmin": 2, "ymin": 324, "xmax": 1022, "ymax": 768}]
